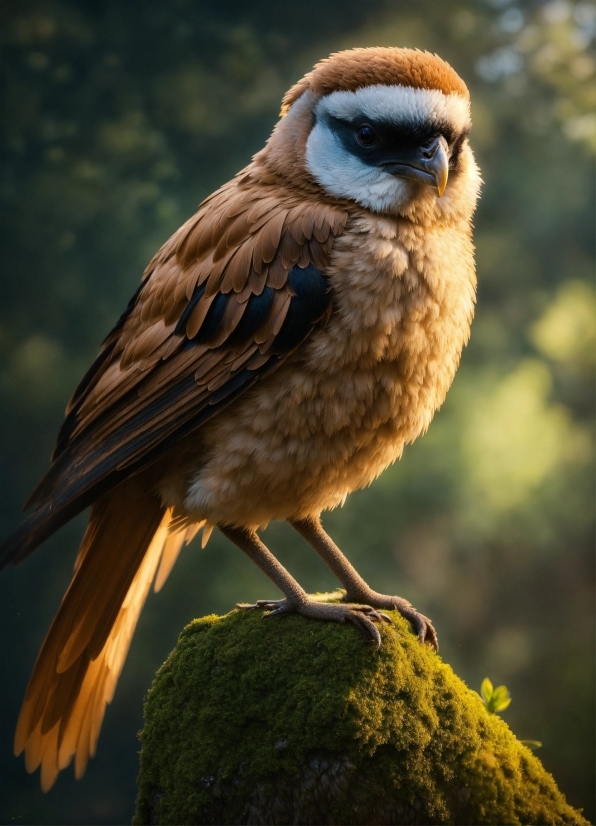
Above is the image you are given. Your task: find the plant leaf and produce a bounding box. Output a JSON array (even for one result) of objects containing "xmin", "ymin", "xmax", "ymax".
[
  {"xmin": 480, "ymin": 677, "xmax": 493, "ymax": 704},
  {"xmin": 480, "ymin": 679, "xmax": 511, "ymax": 713},
  {"xmin": 493, "ymin": 695, "xmax": 512, "ymax": 712},
  {"xmin": 492, "ymin": 685, "xmax": 508, "ymax": 701}
]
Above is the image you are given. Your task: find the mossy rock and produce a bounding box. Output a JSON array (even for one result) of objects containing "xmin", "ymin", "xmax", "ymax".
[{"xmin": 134, "ymin": 608, "xmax": 587, "ymax": 825}]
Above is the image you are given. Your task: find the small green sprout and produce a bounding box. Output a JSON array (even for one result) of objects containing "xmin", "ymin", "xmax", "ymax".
[
  {"xmin": 480, "ymin": 679, "xmax": 542, "ymax": 749},
  {"xmin": 480, "ymin": 677, "xmax": 511, "ymax": 713}
]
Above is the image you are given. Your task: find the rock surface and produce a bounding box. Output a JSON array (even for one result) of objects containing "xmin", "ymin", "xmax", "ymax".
[{"xmin": 134, "ymin": 608, "xmax": 587, "ymax": 825}]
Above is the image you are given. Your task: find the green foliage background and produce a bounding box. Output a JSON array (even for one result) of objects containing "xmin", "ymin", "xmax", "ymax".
[{"xmin": 0, "ymin": 0, "xmax": 593, "ymax": 822}]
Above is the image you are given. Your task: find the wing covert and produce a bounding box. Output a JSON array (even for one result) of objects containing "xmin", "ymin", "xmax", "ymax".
[{"xmin": 18, "ymin": 169, "xmax": 348, "ymax": 553}]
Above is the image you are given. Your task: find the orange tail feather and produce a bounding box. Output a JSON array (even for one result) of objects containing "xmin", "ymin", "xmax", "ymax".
[{"xmin": 14, "ymin": 479, "xmax": 191, "ymax": 790}]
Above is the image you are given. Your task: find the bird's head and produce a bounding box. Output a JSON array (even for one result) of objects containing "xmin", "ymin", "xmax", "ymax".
[{"xmin": 260, "ymin": 47, "xmax": 480, "ymax": 221}]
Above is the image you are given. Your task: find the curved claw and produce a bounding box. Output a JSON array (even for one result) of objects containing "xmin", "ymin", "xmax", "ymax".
[
  {"xmin": 345, "ymin": 591, "xmax": 439, "ymax": 652},
  {"xmin": 348, "ymin": 613, "xmax": 382, "ymax": 648},
  {"xmin": 262, "ymin": 604, "xmax": 291, "ymax": 618},
  {"xmin": 397, "ymin": 603, "xmax": 438, "ymax": 651}
]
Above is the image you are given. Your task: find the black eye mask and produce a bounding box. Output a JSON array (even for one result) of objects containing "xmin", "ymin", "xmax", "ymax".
[{"xmin": 320, "ymin": 113, "xmax": 467, "ymax": 172}]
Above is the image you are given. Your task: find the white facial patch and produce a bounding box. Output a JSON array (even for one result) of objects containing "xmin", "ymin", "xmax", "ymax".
[
  {"xmin": 306, "ymin": 120, "xmax": 412, "ymax": 213},
  {"xmin": 305, "ymin": 85, "xmax": 471, "ymax": 213},
  {"xmin": 318, "ymin": 85, "xmax": 471, "ymax": 137}
]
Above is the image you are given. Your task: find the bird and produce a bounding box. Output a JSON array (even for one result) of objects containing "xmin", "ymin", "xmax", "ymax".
[{"xmin": 0, "ymin": 46, "xmax": 480, "ymax": 791}]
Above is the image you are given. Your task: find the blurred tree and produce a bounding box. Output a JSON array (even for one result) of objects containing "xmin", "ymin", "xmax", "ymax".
[{"xmin": 0, "ymin": 0, "xmax": 593, "ymax": 823}]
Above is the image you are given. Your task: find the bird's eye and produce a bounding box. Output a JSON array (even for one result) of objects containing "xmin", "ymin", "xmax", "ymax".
[{"xmin": 355, "ymin": 124, "xmax": 376, "ymax": 147}]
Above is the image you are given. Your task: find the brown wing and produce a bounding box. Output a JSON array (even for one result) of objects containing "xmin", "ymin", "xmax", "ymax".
[{"xmin": 0, "ymin": 167, "xmax": 348, "ymax": 566}]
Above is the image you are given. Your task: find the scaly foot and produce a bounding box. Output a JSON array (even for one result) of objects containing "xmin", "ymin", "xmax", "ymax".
[
  {"xmin": 237, "ymin": 596, "xmax": 391, "ymax": 647},
  {"xmin": 344, "ymin": 589, "xmax": 438, "ymax": 651}
]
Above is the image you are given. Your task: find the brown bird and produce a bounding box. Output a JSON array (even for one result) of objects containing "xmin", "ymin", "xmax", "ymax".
[{"xmin": 0, "ymin": 47, "xmax": 480, "ymax": 790}]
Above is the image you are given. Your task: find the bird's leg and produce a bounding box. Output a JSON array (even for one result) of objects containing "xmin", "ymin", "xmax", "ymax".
[
  {"xmin": 220, "ymin": 524, "xmax": 390, "ymax": 646},
  {"xmin": 290, "ymin": 516, "xmax": 438, "ymax": 651}
]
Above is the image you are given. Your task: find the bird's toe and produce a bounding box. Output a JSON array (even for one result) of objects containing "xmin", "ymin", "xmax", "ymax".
[{"xmin": 345, "ymin": 591, "xmax": 439, "ymax": 652}]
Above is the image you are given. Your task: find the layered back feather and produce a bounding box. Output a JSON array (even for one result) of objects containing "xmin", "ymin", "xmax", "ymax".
[{"xmin": 0, "ymin": 162, "xmax": 348, "ymax": 570}]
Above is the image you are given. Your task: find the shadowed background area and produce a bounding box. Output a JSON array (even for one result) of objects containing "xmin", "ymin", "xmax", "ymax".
[{"xmin": 0, "ymin": 0, "xmax": 593, "ymax": 822}]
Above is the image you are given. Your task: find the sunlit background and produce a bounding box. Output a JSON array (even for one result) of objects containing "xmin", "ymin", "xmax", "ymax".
[{"xmin": 0, "ymin": 0, "xmax": 594, "ymax": 822}]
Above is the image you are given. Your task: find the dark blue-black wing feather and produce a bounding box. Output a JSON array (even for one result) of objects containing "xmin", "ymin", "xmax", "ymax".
[{"xmin": 0, "ymin": 261, "xmax": 332, "ymax": 569}]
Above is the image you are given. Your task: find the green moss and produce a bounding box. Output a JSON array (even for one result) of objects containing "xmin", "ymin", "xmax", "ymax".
[{"xmin": 134, "ymin": 609, "xmax": 587, "ymax": 825}]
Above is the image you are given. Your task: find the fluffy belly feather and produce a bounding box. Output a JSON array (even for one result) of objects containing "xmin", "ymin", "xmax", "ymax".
[{"xmin": 178, "ymin": 215, "xmax": 476, "ymax": 528}]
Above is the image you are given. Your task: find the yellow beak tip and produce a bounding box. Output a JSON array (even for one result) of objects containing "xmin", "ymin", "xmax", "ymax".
[{"xmin": 437, "ymin": 173, "xmax": 448, "ymax": 197}]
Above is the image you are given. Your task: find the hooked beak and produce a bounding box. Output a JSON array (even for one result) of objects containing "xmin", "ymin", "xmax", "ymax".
[{"xmin": 383, "ymin": 135, "xmax": 450, "ymax": 196}]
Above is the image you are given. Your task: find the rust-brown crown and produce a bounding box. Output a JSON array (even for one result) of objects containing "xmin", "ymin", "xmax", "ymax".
[{"xmin": 280, "ymin": 47, "xmax": 469, "ymax": 116}]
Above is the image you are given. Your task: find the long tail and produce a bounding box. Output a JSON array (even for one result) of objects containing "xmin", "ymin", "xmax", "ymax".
[{"xmin": 14, "ymin": 479, "xmax": 199, "ymax": 791}]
